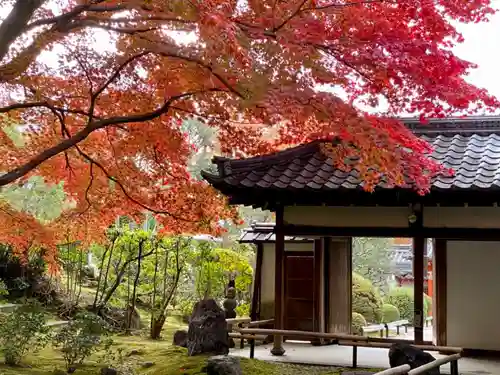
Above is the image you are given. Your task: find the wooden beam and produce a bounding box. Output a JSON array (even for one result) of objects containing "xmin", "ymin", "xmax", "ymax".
[
  {"xmin": 250, "ymin": 243, "xmax": 264, "ymax": 321},
  {"xmin": 281, "ymin": 224, "xmax": 500, "ymax": 240},
  {"xmin": 271, "ymin": 205, "xmax": 286, "ymax": 356},
  {"xmin": 434, "ymin": 239, "xmax": 447, "ymax": 346}
]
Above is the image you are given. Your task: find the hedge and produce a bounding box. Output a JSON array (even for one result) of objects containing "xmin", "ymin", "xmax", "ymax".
[
  {"xmin": 352, "ymin": 312, "xmax": 367, "ymax": 335},
  {"xmin": 381, "ymin": 303, "xmax": 400, "ymax": 323},
  {"xmin": 386, "ymin": 287, "xmax": 432, "ymax": 324},
  {"xmin": 352, "ymin": 272, "xmax": 383, "ymax": 323}
]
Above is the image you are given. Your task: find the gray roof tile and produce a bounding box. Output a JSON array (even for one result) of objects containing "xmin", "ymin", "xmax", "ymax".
[{"xmin": 204, "ymin": 117, "xmax": 500, "ymax": 193}]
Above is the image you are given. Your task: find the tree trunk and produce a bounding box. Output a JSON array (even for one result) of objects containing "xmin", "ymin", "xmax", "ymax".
[
  {"xmin": 150, "ymin": 314, "xmax": 167, "ymax": 339},
  {"xmin": 127, "ymin": 240, "xmax": 144, "ymax": 332},
  {"xmin": 98, "ymin": 248, "xmax": 154, "ymax": 309}
]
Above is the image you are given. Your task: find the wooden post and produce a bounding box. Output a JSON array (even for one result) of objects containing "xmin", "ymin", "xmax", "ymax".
[
  {"xmin": 434, "ymin": 239, "xmax": 447, "ymax": 346},
  {"xmin": 327, "ymin": 238, "xmax": 352, "ymax": 333},
  {"xmin": 271, "ymin": 205, "xmax": 286, "ymax": 356},
  {"xmin": 250, "ymin": 243, "xmax": 264, "ymax": 321},
  {"xmin": 413, "ymin": 236, "xmax": 425, "ymax": 344},
  {"xmin": 312, "ymin": 239, "xmax": 323, "ymax": 345},
  {"xmin": 409, "ymin": 204, "xmax": 425, "ymax": 344}
]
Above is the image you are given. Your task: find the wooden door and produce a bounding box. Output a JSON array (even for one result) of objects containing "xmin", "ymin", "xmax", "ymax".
[{"xmin": 284, "ymin": 252, "xmax": 315, "ymax": 337}]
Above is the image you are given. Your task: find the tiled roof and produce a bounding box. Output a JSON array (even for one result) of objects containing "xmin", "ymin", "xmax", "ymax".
[
  {"xmin": 239, "ymin": 222, "xmax": 312, "ymax": 243},
  {"xmin": 203, "ymin": 117, "xmax": 500, "ymax": 195},
  {"xmin": 390, "ymin": 242, "xmax": 433, "ymax": 276}
]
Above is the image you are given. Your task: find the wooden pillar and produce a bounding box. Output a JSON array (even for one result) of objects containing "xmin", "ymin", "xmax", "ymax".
[
  {"xmin": 250, "ymin": 243, "xmax": 263, "ymax": 321},
  {"xmin": 323, "ymin": 238, "xmax": 331, "ymax": 333},
  {"xmin": 434, "ymin": 239, "xmax": 447, "ymax": 346},
  {"xmin": 312, "ymin": 239, "xmax": 324, "ymax": 345},
  {"xmin": 313, "ymin": 239, "xmax": 323, "ymax": 333},
  {"xmin": 409, "ymin": 204, "xmax": 425, "ymax": 344},
  {"xmin": 413, "ymin": 236, "xmax": 425, "ymax": 343},
  {"xmin": 327, "ymin": 238, "xmax": 352, "ymax": 333},
  {"xmin": 271, "ymin": 206, "xmax": 285, "ymax": 356}
]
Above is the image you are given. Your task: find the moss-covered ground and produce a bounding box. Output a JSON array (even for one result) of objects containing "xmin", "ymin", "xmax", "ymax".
[{"xmin": 0, "ymin": 316, "xmax": 381, "ymax": 375}]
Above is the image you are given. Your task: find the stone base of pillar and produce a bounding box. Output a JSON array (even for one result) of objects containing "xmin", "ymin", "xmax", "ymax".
[
  {"xmin": 270, "ymin": 345, "xmax": 286, "ymax": 356},
  {"xmin": 270, "ymin": 336, "xmax": 286, "ymax": 356}
]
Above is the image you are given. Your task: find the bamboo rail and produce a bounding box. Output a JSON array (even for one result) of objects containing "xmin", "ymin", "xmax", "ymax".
[
  {"xmin": 373, "ymin": 353, "xmax": 461, "ymax": 375},
  {"xmin": 226, "ymin": 319, "xmax": 275, "ymax": 356},
  {"xmin": 226, "ymin": 317, "xmax": 251, "ymax": 325},
  {"xmin": 237, "ymin": 326, "xmax": 462, "ymax": 372},
  {"xmin": 373, "ymin": 365, "xmax": 411, "ymax": 375},
  {"xmin": 407, "ymin": 353, "xmax": 461, "ymax": 375},
  {"xmin": 237, "ymin": 328, "xmax": 462, "ymax": 353}
]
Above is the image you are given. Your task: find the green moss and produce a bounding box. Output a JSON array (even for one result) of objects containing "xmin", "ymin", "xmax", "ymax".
[
  {"xmin": 0, "ymin": 334, "xmax": 381, "ymax": 375},
  {"xmin": 352, "ymin": 273, "xmax": 383, "ymax": 323},
  {"xmin": 0, "ymin": 312, "xmax": 380, "ymax": 375}
]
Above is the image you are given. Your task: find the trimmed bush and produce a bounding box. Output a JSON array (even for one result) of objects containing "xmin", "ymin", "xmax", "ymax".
[
  {"xmin": 386, "ymin": 287, "xmax": 431, "ymax": 324},
  {"xmin": 386, "ymin": 287, "xmax": 413, "ymax": 322},
  {"xmin": 352, "ymin": 272, "xmax": 383, "ymax": 323},
  {"xmin": 381, "ymin": 303, "xmax": 400, "ymax": 323},
  {"xmin": 351, "ymin": 312, "xmax": 367, "ymax": 335}
]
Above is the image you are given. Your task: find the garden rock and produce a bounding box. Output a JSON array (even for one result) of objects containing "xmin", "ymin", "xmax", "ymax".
[
  {"xmin": 100, "ymin": 367, "xmax": 118, "ymax": 375},
  {"xmin": 187, "ymin": 299, "xmax": 229, "ymax": 356},
  {"xmin": 141, "ymin": 361, "xmax": 155, "ymax": 368},
  {"xmin": 205, "ymin": 355, "xmax": 242, "ymax": 375},
  {"xmin": 173, "ymin": 329, "xmax": 188, "ymax": 348},
  {"xmin": 126, "ymin": 348, "xmax": 143, "ymax": 356},
  {"xmin": 389, "ymin": 343, "xmax": 439, "ymax": 374},
  {"xmin": 99, "ymin": 305, "xmax": 142, "ymax": 330}
]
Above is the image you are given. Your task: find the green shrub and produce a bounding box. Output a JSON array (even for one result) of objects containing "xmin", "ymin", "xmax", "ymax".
[
  {"xmin": 386, "ymin": 287, "xmax": 431, "ymax": 324},
  {"xmin": 53, "ymin": 311, "xmax": 112, "ymax": 371},
  {"xmin": 351, "ymin": 312, "xmax": 367, "ymax": 335},
  {"xmin": 352, "ymin": 272, "xmax": 383, "ymax": 323},
  {"xmin": 386, "ymin": 287, "xmax": 413, "ymax": 322},
  {"xmin": 381, "ymin": 303, "xmax": 400, "ymax": 323},
  {"xmin": 236, "ymin": 302, "xmax": 250, "ymax": 317},
  {"xmin": 178, "ymin": 299, "xmax": 195, "ymax": 318},
  {"xmin": 0, "ymin": 301, "xmax": 51, "ymax": 365}
]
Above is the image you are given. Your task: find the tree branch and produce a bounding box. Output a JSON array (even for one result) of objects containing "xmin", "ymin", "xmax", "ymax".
[
  {"xmin": 0, "ymin": 89, "xmax": 219, "ymax": 187},
  {"xmin": 0, "ymin": 0, "xmax": 45, "ymax": 61},
  {"xmin": 89, "ymin": 52, "xmax": 150, "ymax": 122},
  {"xmin": 0, "ymin": 100, "xmax": 101, "ymax": 119}
]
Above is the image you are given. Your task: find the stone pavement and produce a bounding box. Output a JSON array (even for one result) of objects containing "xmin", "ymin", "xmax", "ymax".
[{"xmin": 231, "ymin": 341, "xmax": 500, "ymax": 374}]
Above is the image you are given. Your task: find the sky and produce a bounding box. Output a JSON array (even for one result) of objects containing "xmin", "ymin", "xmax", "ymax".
[{"xmin": 452, "ymin": 0, "xmax": 500, "ymax": 101}]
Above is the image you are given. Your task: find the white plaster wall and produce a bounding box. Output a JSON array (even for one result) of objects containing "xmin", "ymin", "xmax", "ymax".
[
  {"xmin": 284, "ymin": 206, "xmax": 410, "ymax": 228},
  {"xmin": 283, "ymin": 205, "xmax": 500, "ymax": 229},
  {"xmin": 261, "ymin": 244, "xmax": 276, "ymax": 304},
  {"xmin": 447, "ymin": 241, "xmax": 500, "ymax": 350},
  {"xmin": 425, "ymin": 207, "xmax": 500, "ymax": 228}
]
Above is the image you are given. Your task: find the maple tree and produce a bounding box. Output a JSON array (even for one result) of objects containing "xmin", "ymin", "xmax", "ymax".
[{"xmin": 0, "ymin": 0, "xmax": 498, "ymax": 256}]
